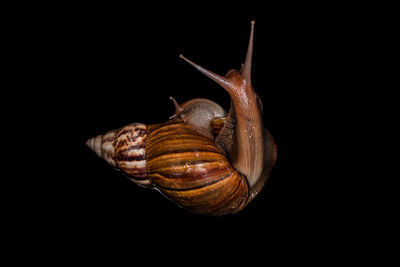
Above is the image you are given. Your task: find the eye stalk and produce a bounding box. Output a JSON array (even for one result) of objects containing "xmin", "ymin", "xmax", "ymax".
[
  {"xmin": 179, "ymin": 21, "xmax": 264, "ymax": 188},
  {"xmin": 179, "ymin": 20, "xmax": 255, "ymax": 95}
]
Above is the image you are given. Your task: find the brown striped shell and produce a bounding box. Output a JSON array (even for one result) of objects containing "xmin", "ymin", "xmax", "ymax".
[
  {"xmin": 146, "ymin": 121, "xmax": 249, "ymax": 215},
  {"xmin": 87, "ymin": 120, "xmax": 249, "ymax": 215},
  {"xmin": 86, "ymin": 123, "xmax": 150, "ymax": 187}
]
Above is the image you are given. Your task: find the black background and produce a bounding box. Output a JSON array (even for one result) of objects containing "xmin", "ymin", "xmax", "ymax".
[{"xmin": 11, "ymin": 3, "xmax": 362, "ymax": 259}]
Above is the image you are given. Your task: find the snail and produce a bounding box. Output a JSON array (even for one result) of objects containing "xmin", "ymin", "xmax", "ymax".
[{"xmin": 86, "ymin": 21, "xmax": 277, "ymax": 216}]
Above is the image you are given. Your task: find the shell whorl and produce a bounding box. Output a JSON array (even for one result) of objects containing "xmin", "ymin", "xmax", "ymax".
[
  {"xmin": 146, "ymin": 121, "xmax": 249, "ymax": 216},
  {"xmin": 86, "ymin": 130, "xmax": 117, "ymax": 167},
  {"xmin": 87, "ymin": 120, "xmax": 249, "ymax": 215},
  {"xmin": 86, "ymin": 123, "xmax": 150, "ymax": 187}
]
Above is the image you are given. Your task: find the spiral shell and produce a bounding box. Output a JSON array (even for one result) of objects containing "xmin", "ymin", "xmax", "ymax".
[
  {"xmin": 86, "ymin": 123, "xmax": 150, "ymax": 187},
  {"xmin": 87, "ymin": 120, "xmax": 250, "ymax": 215},
  {"xmin": 146, "ymin": 121, "xmax": 249, "ymax": 215}
]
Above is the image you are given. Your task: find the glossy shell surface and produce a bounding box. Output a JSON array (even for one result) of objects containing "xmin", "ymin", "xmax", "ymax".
[{"xmin": 145, "ymin": 121, "xmax": 249, "ymax": 215}]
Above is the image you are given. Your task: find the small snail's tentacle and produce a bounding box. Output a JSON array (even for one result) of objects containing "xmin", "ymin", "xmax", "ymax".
[{"xmin": 169, "ymin": 96, "xmax": 183, "ymax": 119}]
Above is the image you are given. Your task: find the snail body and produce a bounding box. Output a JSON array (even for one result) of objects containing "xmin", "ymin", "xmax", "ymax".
[{"xmin": 86, "ymin": 21, "xmax": 276, "ymax": 215}]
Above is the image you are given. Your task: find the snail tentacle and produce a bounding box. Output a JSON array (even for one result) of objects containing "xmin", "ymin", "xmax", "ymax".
[{"xmin": 179, "ymin": 21, "xmax": 264, "ymax": 188}]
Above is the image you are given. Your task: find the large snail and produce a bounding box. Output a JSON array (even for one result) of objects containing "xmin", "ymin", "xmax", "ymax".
[{"xmin": 86, "ymin": 21, "xmax": 277, "ymax": 216}]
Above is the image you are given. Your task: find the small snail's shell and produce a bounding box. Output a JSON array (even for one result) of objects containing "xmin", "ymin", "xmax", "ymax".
[{"xmin": 172, "ymin": 98, "xmax": 227, "ymax": 140}]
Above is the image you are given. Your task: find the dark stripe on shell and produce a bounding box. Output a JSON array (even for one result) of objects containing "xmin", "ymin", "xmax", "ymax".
[
  {"xmin": 122, "ymin": 166, "xmax": 148, "ymax": 177},
  {"xmin": 145, "ymin": 121, "xmax": 249, "ymax": 215},
  {"xmin": 148, "ymin": 148, "xmax": 224, "ymax": 161},
  {"xmin": 116, "ymin": 154, "xmax": 146, "ymax": 162},
  {"xmin": 153, "ymin": 170, "xmax": 233, "ymax": 191},
  {"xmin": 115, "ymin": 144, "xmax": 145, "ymax": 154},
  {"xmin": 117, "ymin": 126, "xmax": 146, "ymax": 137}
]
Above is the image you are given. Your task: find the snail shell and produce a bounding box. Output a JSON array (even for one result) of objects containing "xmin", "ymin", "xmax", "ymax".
[
  {"xmin": 86, "ymin": 21, "xmax": 277, "ymax": 215},
  {"xmin": 86, "ymin": 119, "xmax": 249, "ymax": 216}
]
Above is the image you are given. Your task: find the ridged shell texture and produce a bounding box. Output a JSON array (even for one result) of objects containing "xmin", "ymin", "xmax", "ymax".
[
  {"xmin": 87, "ymin": 123, "xmax": 150, "ymax": 186},
  {"xmin": 146, "ymin": 121, "xmax": 249, "ymax": 215},
  {"xmin": 87, "ymin": 121, "xmax": 250, "ymax": 215}
]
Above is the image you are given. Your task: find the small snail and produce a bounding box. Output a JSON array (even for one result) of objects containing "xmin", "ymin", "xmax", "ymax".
[{"xmin": 86, "ymin": 21, "xmax": 277, "ymax": 216}]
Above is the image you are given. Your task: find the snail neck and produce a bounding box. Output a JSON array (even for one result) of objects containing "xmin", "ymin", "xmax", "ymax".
[
  {"xmin": 178, "ymin": 56, "xmax": 265, "ymax": 188},
  {"xmin": 179, "ymin": 21, "xmax": 263, "ymax": 187},
  {"xmin": 225, "ymin": 71, "xmax": 264, "ymax": 187}
]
